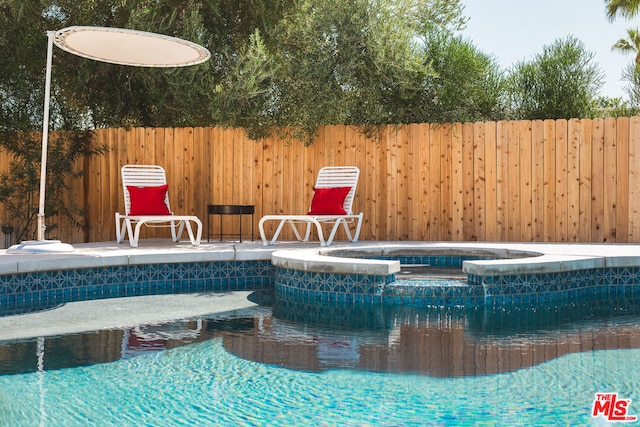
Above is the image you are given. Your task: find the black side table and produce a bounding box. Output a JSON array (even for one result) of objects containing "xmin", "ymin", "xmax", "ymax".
[{"xmin": 207, "ymin": 204, "xmax": 255, "ymax": 242}]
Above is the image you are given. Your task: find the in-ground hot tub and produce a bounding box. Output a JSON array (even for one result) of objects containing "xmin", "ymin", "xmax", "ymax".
[{"xmin": 270, "ymin": 243, "xmax": 639, "ymax": 307}]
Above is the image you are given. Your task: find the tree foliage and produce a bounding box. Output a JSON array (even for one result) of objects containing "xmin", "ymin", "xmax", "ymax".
[
  {"xmin": 506, "ymin": 37, "xmax": 604, "ymax": 120},
  {"xmin": 0, "ymin": 0, "xmax": 497, "ymax": 141},
  {"xmin": 207, "ymin": 0, "xmax": 479, "ymax": 143},
  {"xmin": 612, "ymin": 28, "xmax": 640, "ymax": 64},
  {"xmin": 421, "ymin": 34, "xmax": 505, "ymax": 123},
  {"xmin": 0, "ymin": 0, "xmax": 622, "ymax": 136},
  {"xmin": 605, "ymin": 0, "xmax": 640, "ymax": 21}
]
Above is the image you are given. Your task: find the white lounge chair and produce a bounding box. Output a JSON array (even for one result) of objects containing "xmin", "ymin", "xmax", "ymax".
[
  {"xmin": 259, "ymin": 166, "xmax": 364, "ymax": 246},
  {"xmin": 115, "ymin": 164, "xmax": 202, "ymax": 248}
]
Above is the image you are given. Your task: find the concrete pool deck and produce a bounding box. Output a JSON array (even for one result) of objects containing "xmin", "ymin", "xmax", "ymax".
[
  {"xmin": 2, "ymin": 239, "xmax": 640, "ymax": 275},
  {"xmin": 1, "ymin": 239, "xmax": 640, "ymax": 341}
]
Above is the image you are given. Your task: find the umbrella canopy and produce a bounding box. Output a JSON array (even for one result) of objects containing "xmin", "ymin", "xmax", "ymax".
[
  {"xmin": 53, "ymin": 26, "xmax": 210, "ymax": 67},
  {"xmin": 8, "ymin": 26, "xmax": 210, "ymax": 254}
]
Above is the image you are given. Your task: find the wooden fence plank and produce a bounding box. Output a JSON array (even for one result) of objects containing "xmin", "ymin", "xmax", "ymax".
[
  {"xmin": 473, "ymin": 122, "xmax": 486, "ymax": 241},
  {"xmin": 496, "ymin": 121, "xmax": 509, "ymax": 241},
  {"xmin": 531, "ymin": 121, "xmax": 545, "ymax": 241},
  {"xmin": 579, "ymin": 120, "xmax": 593, "ymax": 242},
  {"xmin": 419, "ymin": 123, "xmax": 431, "ymax": 241},
  {"xmin": 407, "ymin": 124, "xmax": 420, "ymax": 239},
  {"xmin": 592, "ymin": 119, "xmax": 605, "ymax": 242},
  {"xmin": 91, "ymin": 130, "xmax": 105, "ymax": 241},
  {"xmin": 555, "ymin": 119, "xmax": 568, "ymax": 241},
  {"xmin": 440, "ymin": 124, "xmax": 453, "ymax": 241},
  {"xmin": 210, "ymin": 128, "xmax": 225, "ymax": 236},
  {"xmin": 519, "ymin": 121, "xmax": 532, "ymax": 241},
  {"xmin": 484, "ymin": 121, "xmax": 497, "ymax": 241},
  {"xmin": 616, "ymin": 117, "xmax": 630, "ymax": 242},
  {"xmin": 253, "ymin": 136, "xmax": 264, "ymax": 235},
  {"xmin": 346, "ymin": 126, "xmax": 364, "ymax": 227},
  {"xmin": 567, "ymin": 119, "xmax": 581, "ymax": 241},
  {"xmin": 462, "ymin": 122, "xmax": 474, "ymax": 241},
  {"xmin": 222, "ymin": 127, "xmax": 235, "ymax": 207},
  {"xmin": 211, "ymin": 128, "xmax": 223, "ymax": 204},
  {"xmin": 507, "ymin": 121, "xmax": 521, "ymax": 241},
  {"xmin": 183, "ymin": 128, "xmax": 196, "ymax": 216},
  {"xmin": 397, "ymin": 126, "xmax": 410, "ymax": 239},
  {"xmin": 451, "ymin": 123, "xmax": 464, "ymax": 241},
  {"xmin": 364, "ymin": 128, "xmax": 377, "ymax": 240},
  {"xmin": 377, "ymin": 127, "xmax": 389, "ymax": 240},
  {"xmin": 192, "ymin": 127, "xmax": 205, "ymax": 220},
  {"xmin": 628, "ymin": 117, "xmax": 640, "ymax": 239},
  {"xmin": 543, "ymin": 120, "xmax": 556, "ymax": 241},
  {"xmin": 429, "ymin": 124, "xmax": 442, "ymax": 240},
  {"xmin": 385, "ymin": 126, "xmax": 399, "ymax": 240},
  {"xmin": 202, "ymin": 127, "xmax": 214, "ymax": 209},
  {"xmin": 603, "ymin": 118, "xmax": 618, "ymax": 242}
]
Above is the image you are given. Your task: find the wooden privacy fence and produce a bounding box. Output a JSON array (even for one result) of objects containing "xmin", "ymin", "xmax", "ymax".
[{"xmin": 2, "ymin": 117, "xmax": 640, "ymax": 244}]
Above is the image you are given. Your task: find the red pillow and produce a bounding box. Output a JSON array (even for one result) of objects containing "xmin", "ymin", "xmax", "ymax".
[
  {"xmin": 127, "ymin": 184, "xmax": 171, "ymax": 215},
  {"xmin": 307, "ymin": 186, "xmax": 351, "ymax": 215}
]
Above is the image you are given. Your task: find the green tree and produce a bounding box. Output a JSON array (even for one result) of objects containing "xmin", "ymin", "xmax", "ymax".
[
  {"xmin": 506, "ymin": 36, "xmax": 604, "ymax": 120},
  {"xmin": 271, "ymin": 0, "xmax": 434, "ymax": 142},
  {"xmin": 420, "ymin": 34, "xmax": 506, "ymax": 123},
  {"xmin": 621, "ymin": 62, "xmax": 640, "ymax": 108},
  {"xmin": 211, "ymin": 0, "xmax": 471, "ymax": 143},
  {"xmin": 605, "ymin": 0, "xmax": 640, "ymax": 21},
  {"xmin": 611, "ymin": 28, "xmax": 640, "ymax": 109},
  {"xmin": 612, "ymin": 28, "xmax": 640, "ymax": 64}
]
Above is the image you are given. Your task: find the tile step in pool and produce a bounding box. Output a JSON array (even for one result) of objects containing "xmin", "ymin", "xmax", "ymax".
[
  {"xmin": 396, "ymin": 265, "xmax": 467, "ymax": 281},
  {"xmin": 386, "ymin": 271, "xmax": 481, "ymax": 307}
]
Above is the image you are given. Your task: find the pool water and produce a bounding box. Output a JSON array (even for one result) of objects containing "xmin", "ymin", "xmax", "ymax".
[{"xmin": 0, "ymin": 295, "xmax": 639, "ymax": 426}]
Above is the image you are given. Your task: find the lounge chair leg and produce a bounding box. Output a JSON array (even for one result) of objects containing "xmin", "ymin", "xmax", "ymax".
[
  {"xmin": 195, "ymin": 220, "xmax": 202, "ymax": 244},
  {"xmin": 269, "ymin": 219, "xmax": 288, "ymax": 245},
  {"xmin": 258, "ymin": 217, "xmax": 271, "ymax": 245},
  {"xmin": 288, "ymin": 220, "xmax": 308, "ymax": 242},
  {"xmin": 351, "ymin": 213, "xmax": 364, "ymax": 242},
  {"xmin": 176, "ymin": 220, "xmax": 187, "ymax": 242},
  {"xmin": 324, "ymin": 220, "xmax": 344, "ymax": 246},
  {"xmin": 131, "ymin": 221, "xmax": 145, "ymax": 248},
  {"xmin": 170, "ymin": 220, "xmax": 181, "ymax": 242},
  {"xmin": 313, "ymin": 220, "xmax": 327, "ymax": 246},
  {"xmin": 184, "ymin": 221, "xmax": 193, "ymax": 244},
  {"xmin": 303, "ymin": 222, "xmax": 313, "ymax": 242},
  {"xmin": 184, "ymin": 219, "xmax": 202, "ymax": 246},
  {"xmin": 125, "ymin": 219, "xmax": 135, "ymax": 246},
  {"xmin": 115, "ymin": 213, "xmax": 126, "ymax": 243}
]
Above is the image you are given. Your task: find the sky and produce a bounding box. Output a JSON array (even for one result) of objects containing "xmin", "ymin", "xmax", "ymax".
[{"xmin": 460, "ymin": 0, "xmax": 635, "ymax": 98}]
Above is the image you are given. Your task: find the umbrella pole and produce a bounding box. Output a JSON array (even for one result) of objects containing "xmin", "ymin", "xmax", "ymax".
[
  {"xmin": 37, "ymin": 31, "xmax": 54, "ymax": 241},
  {"xmin": 7, "ymin": 31, "xmax": 72, "ymax": 253}
]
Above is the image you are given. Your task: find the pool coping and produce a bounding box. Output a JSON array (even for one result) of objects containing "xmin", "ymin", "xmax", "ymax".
[
  {"xmin": 268, "ymin": 241, "xmax": 640, "ymax": 276},
  {"xmin": 2, "ymin": 240, "xmax": 640, "ymax": 277}
]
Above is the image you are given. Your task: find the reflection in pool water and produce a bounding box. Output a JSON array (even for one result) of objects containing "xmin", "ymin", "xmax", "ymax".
[
  {"xmin": 0, "ymin": 295, "xmax": 639, "ymax": 425},
  {"xmin": 3, "ymin": 297, "xmax": 640, "ymax": 377}
]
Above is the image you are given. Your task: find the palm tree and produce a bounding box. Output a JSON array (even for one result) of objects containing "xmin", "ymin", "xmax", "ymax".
[
  {"xmin": 605, "ymin": 0, "xmax": 640, "ymax": 21},
  {"xmin": 612, "ymin": 28, "xmax": 640, "ymax": 64}
]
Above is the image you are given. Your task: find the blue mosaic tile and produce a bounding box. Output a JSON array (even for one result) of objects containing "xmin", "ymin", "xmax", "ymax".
[
  {"xmin": 2, "ymin": 253, "xmax": 640, "ymax": 314},
  {"xmin": 0, "ymin": 258, "xmax": 274, "ymax": 313}
]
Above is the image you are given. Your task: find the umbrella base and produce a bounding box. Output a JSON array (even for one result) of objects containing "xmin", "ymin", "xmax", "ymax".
[{"xmin": 7, "ymin": 240, "xmax": 74, "ymax": 254}]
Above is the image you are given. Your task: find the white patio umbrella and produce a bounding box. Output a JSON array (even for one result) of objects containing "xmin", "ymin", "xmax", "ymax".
[{"xmin": 8, "ymin": 26, "xmax": 210, "ymax": 253}]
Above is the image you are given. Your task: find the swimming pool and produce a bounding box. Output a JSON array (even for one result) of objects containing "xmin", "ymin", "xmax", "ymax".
[
  {"xmin": 0, "ymin": 294, "xmax": 638, "ymax": 425},
  {"xmin": 1, "ymin": 241, "xmax": 640, "ymax": 425}
]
